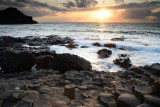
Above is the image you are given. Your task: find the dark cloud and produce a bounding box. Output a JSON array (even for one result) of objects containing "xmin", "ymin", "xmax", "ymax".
[
  {"xmin": 106, "ymin": 1, "xmax": 160, "ymax": 10},
  {"xmin": 115, "ymin": 0, "xmax": 124, "ymax": 3},
  {"xmin": 64, "ymin": 0, "xmax": 98, "ymax": 8},
  {"xmin": 108, "ymin": 1, "xmax": 160, "ymax": 21},
  {"xmin": 0, "ymin": 0, "xmax": 67, "ymax": 11}
]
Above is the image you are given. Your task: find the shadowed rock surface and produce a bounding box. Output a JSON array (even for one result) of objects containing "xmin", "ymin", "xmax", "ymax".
[
  {"xmin": 52, "ymin": 54, "xmax": 92, "ymax": 73},
  {"xmin": 0, "ymin": 7, "xmax": 37, "ymax": 24}
]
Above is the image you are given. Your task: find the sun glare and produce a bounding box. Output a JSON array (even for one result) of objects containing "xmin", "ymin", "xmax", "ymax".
[{"xmin": 93, "ymin": 9, "xmax": 112, "ymax": 21}]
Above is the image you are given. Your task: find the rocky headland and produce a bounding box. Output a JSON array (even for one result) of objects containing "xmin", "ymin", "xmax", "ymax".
[
  {"xmin": 0, "ymin": 36, "xmax": 160, "ymax": 107},
  {"xmin": 0, "ymin": 7, "xmax": 37, "ymax": 24}
]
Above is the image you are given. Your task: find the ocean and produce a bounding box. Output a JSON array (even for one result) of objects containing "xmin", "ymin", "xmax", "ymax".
[{"xmin": 0, "ymin": 22, "xmax": 160, "ymax": 72}]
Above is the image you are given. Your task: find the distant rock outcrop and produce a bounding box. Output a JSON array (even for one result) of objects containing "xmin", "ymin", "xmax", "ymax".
[{"xmin": 0, "ymin": 7, "xmax": 38, "ymax": 24}]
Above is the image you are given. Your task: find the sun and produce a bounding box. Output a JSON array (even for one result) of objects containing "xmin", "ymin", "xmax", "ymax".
[{"xmin": 93, "ymin": 9, "xmax": 112, "ymax": 21}]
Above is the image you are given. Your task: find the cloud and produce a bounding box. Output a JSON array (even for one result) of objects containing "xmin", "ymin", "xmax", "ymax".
[
  {"xmin": 106, "ymin": 1, "xmax": 160, "ymax": 10},
  {"xmin": 0, "ymin": 0, "xmax": 67, "ymax": 11},
  {"xmin": 64, "ymin": 0, "xmax": 98, "ymax": 8},
  {"xmin": 107, "ymin": 1, "xmax": 160, "ymax": 21}
]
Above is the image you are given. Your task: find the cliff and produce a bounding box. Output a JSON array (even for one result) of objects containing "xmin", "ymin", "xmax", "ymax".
[{"xmin": 0, "ymin": 7, "xmax": 38, "ymax": 24}]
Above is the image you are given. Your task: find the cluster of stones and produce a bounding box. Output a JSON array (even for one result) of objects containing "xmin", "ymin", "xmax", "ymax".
[{"xmin": 0, "ymin": 63, "xmax": 160, "ymax": 107}]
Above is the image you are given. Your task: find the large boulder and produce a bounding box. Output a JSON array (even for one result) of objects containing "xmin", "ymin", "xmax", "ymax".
[
  {"xmin": 97, "ymin": 49, "xmax": 112, "ymax": 58},
  {"xmin": 0, "ymin": 7, "xmax": 37, "ymax": 24},
  {"xmin": 51, "ymin": 54, "xmax": 92, "ymax": 73},
  {"xmin": 1, "ymin": 52, "xmax": 35, "ymax": 73}
]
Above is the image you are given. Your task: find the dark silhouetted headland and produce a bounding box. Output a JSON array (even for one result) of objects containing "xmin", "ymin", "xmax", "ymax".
[{"xmin": 0, "ymin": 7, "xmax": 38, "ymax": 24}]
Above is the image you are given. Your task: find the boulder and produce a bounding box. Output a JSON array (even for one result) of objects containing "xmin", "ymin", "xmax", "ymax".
[
  {"xmin": 35, "ymin": 55, "xmax": 54, "ymax": 69},
  {"xmin": 104, "ymin": 43, "xmax": 116, "ymax": 48},
  {"xmin": 93, "ymin": 42, "xmax": 101, "ymax": 47},
  {"xmin": 151, "ymin": 63, "xmax": 160, "ymax": 75},
  {"xmin": 118, "ymin": 94, "xmax": 141, "ymax": 107},
  {"xmin": 97, "ymin": 49, "xmax": 112, "ymax": 58},
  {"xmin": 0, "ymin": 7, "xmax": 37, "ymax": 24},
  {"xmin": 52, "ymin": 54, "xmax": 92, "ymax": 73},
  {"xmin": 113, "ymin": 54, "xmax": 132, "ymax": 68},
  {"xmin": 1, "ymin": 52, "xmax": 35, "ymax": 73}
]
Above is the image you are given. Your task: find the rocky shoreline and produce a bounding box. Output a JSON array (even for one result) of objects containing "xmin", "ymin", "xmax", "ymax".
[
  {"xmin": 0, "ymin": 64, "xmax": 160, "ymax": 107},
  {"xmin": 0, "ymin": 35, "xmax": 160, "ymax": 107}
]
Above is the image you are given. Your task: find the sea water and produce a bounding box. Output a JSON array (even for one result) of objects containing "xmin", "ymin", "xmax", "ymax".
[{"xmin": 0, "ymin": 22, "xmax": 160, "ymax": 72}]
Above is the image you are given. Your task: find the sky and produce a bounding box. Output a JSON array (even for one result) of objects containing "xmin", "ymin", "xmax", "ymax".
[{"xmin": 0, "ymin": 0, "xmax": 160, "ymax": 22}]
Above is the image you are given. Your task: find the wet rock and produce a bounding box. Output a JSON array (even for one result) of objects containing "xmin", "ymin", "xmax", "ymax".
[
  {"xmin": 64, "ymin": 84, "xmax": 75, "ymax": 100},
  {"xmin": 104, "ymin": 43, "xmax": 116, "ymax": 48},
  {"xmin": 115, "ymin": 88, "xmax": 132, "ymax": 97},
  {"xmin": 35, "ymin": 55, "xmax": 54, "ymax": 69},
  {"xmin": 14, "ymin": 101, "xmax": 32, "ymax": 107},
  {"xmin": 81, "ymin": 46, "xmax": 89, "ymax": 48},
  {"xmin": 33, "ymin": 101, "xmax": 52, "ymax": 107},
  {"xmin": 111, "ymin": 37, "xmax": 126, "ymax": 41},
  {"xmin": 52, "ymin": 54, "xmax": 92, "ymax": 73},
  {"xmin": 38, "ymin": 85, "xmax": 50, "ymax": 94},
  {"xmin": 66, "ymin": 44, "xmax": 78, "ymax": 49},
  {"xmin": 113, "ymin": 54, "xmax": 132, "ymax": 68},
  {"xmin": 118, "ymin": 94, "xmax": 141, "ymax": 107},
  {"xmin": 136, "ymin": 103, "xmax": 154, "ymax": 107},
  {"xmin": 1, "ymin": 52, "xmax": 35, "ymax": 73},
  {"xmin": 97, "ymin": 49, "xmax": 112, "ymax": 58},
  {"xmin": 144, "ymin": 94, "xmax": 160, "ymax": 107},
  {"xmin": 151, "ymin": 63, "xmax": 160, "ymax": 75},
  {"xmin": 93, "ymin": 42, "xmax": 101, "ymax": 47},
  {"xmin": 98, "ymin": 93, "xmax": 117, "ymax": 107},
  {"xmin": 133, "ymin": 86, "xmax": 153, "ymax": 95}
]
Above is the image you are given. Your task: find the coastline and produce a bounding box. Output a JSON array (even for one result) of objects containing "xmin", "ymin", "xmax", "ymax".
[{"xmin": 0, "ymin": 35, "xmax": 160, "ymax": 107}]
